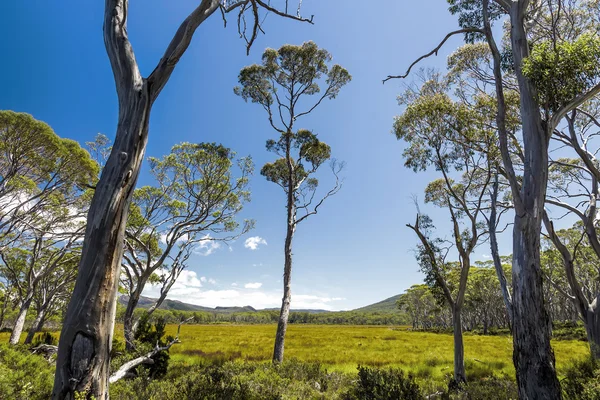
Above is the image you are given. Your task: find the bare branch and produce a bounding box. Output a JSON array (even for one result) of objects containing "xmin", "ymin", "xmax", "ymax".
[{"xmin": 383, "ymin": 28, "xmax": 483, "ymax": 83}]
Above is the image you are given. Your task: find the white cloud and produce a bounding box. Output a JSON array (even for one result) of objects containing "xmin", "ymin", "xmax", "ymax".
[
  {"xmin": 244, "ymin": 236, "xmax": 267, "ymax": 250},
  {"xmin": 244, "ymin": 282, "xmax": 263, "ymax": 289},
  {"xmin": 208, "ymin": 278, "xmax": 217, "ymax": 285},
  {"xmin": 194, "ymin": 237, "xmax": 222, "ymax": 256},
  {"xmin": 142, "ymin": 271, "xmax": 345, "ymax": 310},
  {"xmin": 482, "ymin": 254, "xmax": 491, "ymax": 259}
]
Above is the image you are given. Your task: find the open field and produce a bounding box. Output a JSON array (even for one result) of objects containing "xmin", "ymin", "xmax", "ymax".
[
  {"xmin": 2, "ymin": 324, "xmax": 590, "ymax": 385},
  {"xmin": 141, "ymin": 324, "xmax": 588, "ymax": 383}
]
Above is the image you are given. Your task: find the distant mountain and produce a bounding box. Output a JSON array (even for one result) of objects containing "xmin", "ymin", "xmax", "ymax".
[
  {"xmin": 352, "ymin": 294, "xmax": 402, "ymax": 313},
  {"xmin": 262, "ymin": 308, "xmax": 330, "ymax": 314},
  {"xmin": 120, "ymin": 293, "xmax": 403, "ymax": 314},
  {"xmin": 119, "ymin": 295, "xmax": 257, "ymax": 314}
]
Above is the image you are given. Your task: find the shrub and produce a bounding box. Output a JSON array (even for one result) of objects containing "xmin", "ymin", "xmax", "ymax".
[
  {"xmin": 447, "ymin": 376, "xmax": 517, "ymax": 400},
  {"xmin": 111, "ymin": 359, "xmax": 351, "ymax": 400},
  {"xmin": 133, "ymin": 314, "xmax": 172, "ymax": 378},
  {"xmin": 0, "ymin": 344, "xmax": 54, "ymax": 400},
  {"xmin": 552, "ymin": 321, "xmax": 587, "ymax": 342},
  {"xmin": 343, "ymin": 365, "xmax": 424, "ymax": 400},
  {"xmin": 31, "ymin": 331, "xmax": 58, "ymax": 347},
  {"xmin": 561, "ymin": 357, "xmax": 600, "ymax": 400}
]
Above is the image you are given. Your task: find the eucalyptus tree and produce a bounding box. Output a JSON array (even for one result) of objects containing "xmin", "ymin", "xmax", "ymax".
[
  {"xmin": 24, "ymin": 252, "xmax": 79, "ymax": 345},
  {"xmin": 388, "ymin": 0, "xmax": 600, "ymax": 395},
  {"xmin": 54, "ymin": 2, "xmax": 313, "ymax": 397},
  {"xmin": 121, "ymin": 142, "xmax": 253, "ymax": 350},
  {"xmin": 395, "ymin": 76, "xmax": 492, "ymax": 382},
  {"xmin": 235, "ymin": 42, "xmax": 350, "ymax": 363},
  {"xmin": 543, "ymin": 110, "xmax": 600, "ymax": 357},
  {"xmin": 0, "ymin": 111, "xmax": 97, "ymax": 250},
  {"xmin": 2, "ymin": 199, "xmax": 88, "ymax": 345},
  {"xmin": 398, "ymin": 284, "xmax": 451, "ymax": 330}
]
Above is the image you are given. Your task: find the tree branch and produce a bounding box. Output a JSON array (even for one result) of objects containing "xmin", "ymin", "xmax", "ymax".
[{"xmin": 383, "ymin": 28, "xmax": 483, "ymax": 83}]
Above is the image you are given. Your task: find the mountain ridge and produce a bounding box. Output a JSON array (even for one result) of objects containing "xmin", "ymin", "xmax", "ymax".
[{"xmin": 119, "ymin": 293, "xmax": 402, "ymax": 314}]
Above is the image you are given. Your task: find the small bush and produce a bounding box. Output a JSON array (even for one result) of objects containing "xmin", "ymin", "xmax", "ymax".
[
  {"xmin": 343, "ymin": 365, "xmax": 424, "ymax": 400},
  {"xmin": 133, "ymin": 314, "xmax": 172, "ymax": 378},
  {"xmin": 561, "ymin": 357, "xmax": 600, "ymax": 400},
  {"xmin": 31, "ymin": 331, "xmax": 58, "ymax": 347},
  {"xmin": 0, "ymin": 344, "xmax": 54, "ymax": 400},
  {"xmin": 111, "ymin": 359, "xmax": 351, "ymax": 400},
  {"xmin": 553, "ymin": 321, "xmax": 588, "ymax": 342}
]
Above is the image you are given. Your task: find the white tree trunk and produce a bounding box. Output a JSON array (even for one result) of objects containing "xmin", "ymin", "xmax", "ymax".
[{"xmin": 9, "ymin": 295, "xmax": 33, "ymax": 345}]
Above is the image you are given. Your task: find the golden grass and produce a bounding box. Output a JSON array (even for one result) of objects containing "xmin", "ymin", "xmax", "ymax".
[{"xmin": 2, "ymin": 324, "xmax": 589, "ymax": 385}]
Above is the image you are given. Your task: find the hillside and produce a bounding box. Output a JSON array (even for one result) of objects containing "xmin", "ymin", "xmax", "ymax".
[
  {"xmin": 352, "ymin": 294, "xmax": 402, "ymax": 313},
  {"xmin": 119, "ymin": 295, "xmax": 257, "ymax": 314},
  {"xmin": 121, "ymin": 293, "xmax": 404, "ymax": 314}
]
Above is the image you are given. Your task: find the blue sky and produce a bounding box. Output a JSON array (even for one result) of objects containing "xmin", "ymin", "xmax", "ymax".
[{"xmin": 0, "ymin": 1, "xmax": 513, "ymax": 310}]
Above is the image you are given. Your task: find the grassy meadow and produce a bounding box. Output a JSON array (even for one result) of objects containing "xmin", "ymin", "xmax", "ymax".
[
  {"xmin": 136, "ymin": 324, "xmax": 587, "ymax": 384},
  {"xmin": 2, "ymin": 324, "xmax": 590, "ymax": 387}
]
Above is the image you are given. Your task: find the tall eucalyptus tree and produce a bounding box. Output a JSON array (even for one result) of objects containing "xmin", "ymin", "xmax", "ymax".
[{"xmin": 235, "ymin": 42, "xmax": 350, "ymax": 363}]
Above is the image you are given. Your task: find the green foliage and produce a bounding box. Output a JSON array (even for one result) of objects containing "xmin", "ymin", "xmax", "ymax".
[
  {"xmin": 561, "ymin": 357, "xmax": 600, "ymax": 399},
  {"xmin": 31, "ymin": 332, "xmax": 58, "ymax": 347},
  {"xmin": 444, "ymin": 376, "xmax": 517, "ymax": 400},
  {"xmin": 0, "ymin": 344, "xmax": 54, "ymax": 400},
  {"xmin": 235, "ymin": 42, "xmax": 349, "ymax": 212},
  {"xmin": 134, "ymin": 314, "xmax": 172, "ymax": 378},
  {"xmin": 343, "ymin": 366, "xmax": 423, "ymax": 400},
  {"xmin": 523, "ymin": 33, "xmax": 600, "ymax": 113},
  {"xmin": 552, "ymin": 321, "xmax": 588, "ymax": 342},
  {"xmin": 111, "ymin": 359, "xmax": 351, "ymax": 400}
]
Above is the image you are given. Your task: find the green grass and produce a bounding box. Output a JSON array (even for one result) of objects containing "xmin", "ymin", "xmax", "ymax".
[
  {"xmin": 154, "ymin": 324, "xmax": 588, "ymax": 384},
  {"xmin": 2, "ymin": 324, "xmax": 590, "ymax": 387}
]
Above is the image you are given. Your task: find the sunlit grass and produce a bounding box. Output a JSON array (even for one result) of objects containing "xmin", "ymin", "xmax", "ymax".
[{"xmin": 2, "ymin": 324, "xmax": 589, "ymax": 386}]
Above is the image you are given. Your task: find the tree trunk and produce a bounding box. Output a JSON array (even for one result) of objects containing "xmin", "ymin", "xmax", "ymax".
[
  {"xmin": 585, "ymin": 299, "xmax": 600, "ymax": 359},
  {"xmin": 9, "ymin": 294, "xmax": 34, "ymax": 345},
  {"xmin": 52, "ymin": 85, "xmax": 151, "ymax": 399},
  {"xmin": 0, "ymin": 289, "xmax": 9, "ymax": 329},
  {"xmin": 507, "ymin": 4, "xmax": 562, "ymax": 398},
  {"xmin": 273, "ymin": 213, "xmax": 295, "ymax": 363},
  {"xmin": 124, "ymin": 285, "xmax": 144, "ymax": 351},
  {"xmin": 452, "ymin": 305, "xmax": 466, "ymax": 383},
  {"xmin": 24, "ymin": 306, "xmax": 48, "ymax": 345},
  {"xmin": 489, "ymin": 175, "xmax": 513, "ymax": 327}
]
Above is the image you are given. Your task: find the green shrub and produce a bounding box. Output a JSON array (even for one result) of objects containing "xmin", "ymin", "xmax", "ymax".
[
  {"xmin": 134, "ymin": 314, "xmax": 172, "ymax": 378},
  {"xmin": 561, "ymin": 357, "xmax": 600, "ymax": 400},
  {"xmin": 111, "ymin": 359, "xmax": 350, "ymax": 400},
  {"xmin": 0, "ymin": 344, "xmax": 54, "ymax": 400},
  {"xmin": 552, "ymin": 321, "xmax": 588, "ymax": 342},
  {"xmin": 31, "ymin": 331, "xmax": 58, "ymax": 347},
  {"xmin": 343, "ymin": 365, "xmax": 424, "ymax": 400}
]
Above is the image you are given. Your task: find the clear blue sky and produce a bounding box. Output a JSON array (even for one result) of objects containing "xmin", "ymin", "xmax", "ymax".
[{"xmin": 0, "ymin": 1, "xmax": 512, "ymax": 310}]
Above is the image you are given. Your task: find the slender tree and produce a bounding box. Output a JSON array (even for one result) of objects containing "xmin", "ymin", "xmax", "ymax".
[
  {"xmin": 395, "ymin": 76, "xmax": 491, "ymax": 382},
  {"xmin": 235, "ymin": 41, "xmax": 350, "ymax": 363},
  {"xmin": 24, "ymin": 252, "xmax": 78, "ymax": 344},
  {"xmin": 53, "ymin": 2, "xmax": 312, "ymax": 397}
]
